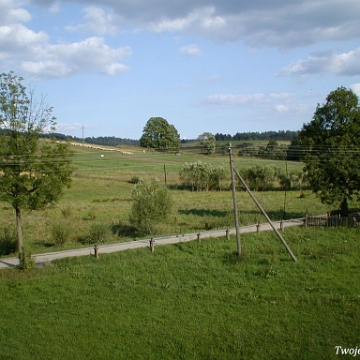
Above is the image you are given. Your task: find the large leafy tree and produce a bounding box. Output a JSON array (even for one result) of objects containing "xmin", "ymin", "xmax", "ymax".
[
  {"xmin": 198, "ymin": 132, "xmax": 216, "ymax": 155},
  {"xmin": 297, "ymin": 87, "xmax": 360, "ymax": 216},
  {"xmin": 140, "ymin": 117, "xmax": 180, "ymax": 151},
  {"xmin": 0, "ymin": 71, "xmax": 73, "ymax": 258}
]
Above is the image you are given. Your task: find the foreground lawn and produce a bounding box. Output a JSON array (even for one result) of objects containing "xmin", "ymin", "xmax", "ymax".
[{"xmin": 0, "ymin": 226, "xmax": 359, "ymax": 359}]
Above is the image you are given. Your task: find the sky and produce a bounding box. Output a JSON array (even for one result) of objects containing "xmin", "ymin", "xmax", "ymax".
[{"xmin": 1, "ymin": 0, "xmax": 360, "ymax": 140}]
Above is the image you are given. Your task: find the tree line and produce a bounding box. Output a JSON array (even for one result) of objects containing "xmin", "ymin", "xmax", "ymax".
[{"xmin": 215, "ymin": 130, "xmax": 298, "ymax": 141}]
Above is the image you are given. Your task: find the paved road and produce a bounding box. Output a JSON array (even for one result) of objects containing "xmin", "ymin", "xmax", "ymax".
[{"xmin": 0, "ymin": 218, "xmax": 304, "ymax": 270}]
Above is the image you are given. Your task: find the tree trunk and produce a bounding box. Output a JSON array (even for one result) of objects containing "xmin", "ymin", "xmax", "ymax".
[
  {"xmin": 15, "ymin": 206, "xmax": 24, "ymax": 254},
  {"xmin": 340, "ymin": 197, "xmax": 349, "ymax": 217}
]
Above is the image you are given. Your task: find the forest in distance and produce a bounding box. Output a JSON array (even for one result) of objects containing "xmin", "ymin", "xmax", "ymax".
[{"xmin": 18, "ymin": 129, "xmax": 298, "ymax": 147}]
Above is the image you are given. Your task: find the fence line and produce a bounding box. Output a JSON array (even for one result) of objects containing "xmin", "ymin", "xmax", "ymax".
[{"xmin": 304, "ymin": 210, "xmax": 360, "ymax": 228}]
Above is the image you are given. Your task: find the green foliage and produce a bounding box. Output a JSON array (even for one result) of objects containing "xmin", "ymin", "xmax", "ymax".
[
  {"xmin": 0, "ymin": 71, "xmax": 74, "ymax": 254},
  {"xmin": 179, "ymin": 161, "xmax": 227, "ymax": 191},
  {"xmin": 298, "ymin": 87, "xmax": 360, "ymax": 215},
  {"xmin": 130, "ymin": 175, "xmax": 140, "ymax": 184},
  {"xmin": 17, "ymin": 250, "xmax": 34, "ymax": 270},
  {"xmin": 240, "ymin": 164, "xmax": 275, "ymax": 191},
  {"xmin": 0, "ymin": 227, "xmax": 17, "ymax": 255},
  {"xmin": 139, "ymin": 117, "xmax": 180, "ymax": 151},
  {"xmin": 87, "ymin": 222, "xmax": 108, "ymax": 244},
  {"xmin": 198, "ymin": 132, "xmax": 216, "ymax": 155},
  {"xmin": 51, "ymin": 222, "xmax": 71, "ymax": 247},
  {"xmin": 130, "ymin": 177, "xmax": 173, "ymax": 235}
]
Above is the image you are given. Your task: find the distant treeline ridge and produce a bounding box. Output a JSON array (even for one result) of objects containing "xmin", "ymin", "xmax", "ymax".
[{"xmin": 214, "ymin": 130, "xmax": 298, "ymax": 141}]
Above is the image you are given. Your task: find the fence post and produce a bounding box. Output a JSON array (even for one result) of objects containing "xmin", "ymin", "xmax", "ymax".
[
  {"xmin": 226, "ymin": 229, "xmax": 230, "ymax": 240},
  {"xmin": 304, "ymin": 214, "xmax": 308, "ymax": 228},
  {"xmin": 149, "ymin": 238, "xmax": 155, "ymax": 253},
  {"xmin": 256, "ymin": 222, "xmax": 261, "ymax": 234},
  {"xmin": 197, "ymin": 233, "xmax": 201, "ymax": 242},
  {"xmin": 280, "ymin": 220, "xmax": 284, "ymax": 232},
  {"xmin": 94, "ymin": 245, "xmax": 99, "ymax": 259}
]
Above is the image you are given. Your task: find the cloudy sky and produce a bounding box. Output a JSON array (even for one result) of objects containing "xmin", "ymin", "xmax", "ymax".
[{"xmin": 1, "ymin": 0, "xmax": 360, "ymax": 139}]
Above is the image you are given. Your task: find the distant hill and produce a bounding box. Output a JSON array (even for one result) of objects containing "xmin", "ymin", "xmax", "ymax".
[{"xmin": 40, "ymin": 133, "xmax": 140, "ymax": 147}]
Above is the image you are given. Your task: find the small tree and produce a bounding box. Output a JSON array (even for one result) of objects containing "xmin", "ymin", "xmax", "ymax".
[
  {"xmin": 129, "ymin": 177, "xmax": 173, "ymax": 235},
  {"xmin": 0, "ymin": 71, "xmax": 73, "ymax": 261},
  {"xmin": 198, "ymin": 132, "xmax": 216, "ymax": 155}
]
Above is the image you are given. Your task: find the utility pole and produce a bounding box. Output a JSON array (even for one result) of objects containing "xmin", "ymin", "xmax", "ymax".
[
  {"xmin": 233, "ymin": 167, "xmax": 298, "ymax": 262},
  {"xmin": 228, "ymin": 143, "xmax": 241, "ymax": 256}
]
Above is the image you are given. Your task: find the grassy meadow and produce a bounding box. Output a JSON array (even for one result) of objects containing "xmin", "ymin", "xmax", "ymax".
[
  {"xmin": 0, "ymin": 143, "xmax": 354, "ymax": 255},
  {"xmin": 0, "ymin": 226, "xmax": 359, "ymax": 359}
]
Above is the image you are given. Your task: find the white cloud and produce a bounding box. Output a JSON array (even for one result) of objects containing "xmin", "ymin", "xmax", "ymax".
[
  {"xmin": 28, "ymin": 0, "xmax": 359, "ymax": 48},
  {"xmin": 350, "ymin": 83, "xmax": 360, "ymax": 97},
  {"xmin": 0, "ymin": 1, "xmax": 132, "ymax": 78},
  {"xmin": 21, "ymin": 37, "xmax": 132, "ymax": 78},
  {"xmin": 200, "ymin": 92, "xmax": 308, "ymax": 116},
  {"xmin": 281, "ymin": 48, "xmax": 360, "ymax": 76},
  {"xmin": 66, "ymin": 6, "xmax": 120, "ymax": 35},
  {"xmin": 179, "ymin": 44, "xmax": 202, "ymax": 56},
  {"xmin": 49, "ymin": 3, "xmax": 60, "ymax": 14},
  {"xmin": 0, "ymin": 0, "xmax": 32, "ymax": 24},
  {"xmin": 201, "ymin": 93, "xmax": 264, "ymax": 106}
]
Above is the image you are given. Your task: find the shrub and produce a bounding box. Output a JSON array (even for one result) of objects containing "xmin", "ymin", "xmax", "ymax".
[
  {"xmin": 51, "ymin": 222, "xmax": 71, "ymax": 247},
  {"xmin": 130, "ymin": 177, "xmax": 173, "ymax": 235},
  {"xmin": 130, "ymin": 175, "xmax": 140, "ymax": 184},
  {"xmin": 179, "ymin": 161, "xmax": 227, "ymax": 191},
  {"xmin": 87, "ymin": 222, "xmax": 109, "ymax": 244},
  {"xmin": 239, "ymin": 165, "xmax": 275, "ymax": 191}
]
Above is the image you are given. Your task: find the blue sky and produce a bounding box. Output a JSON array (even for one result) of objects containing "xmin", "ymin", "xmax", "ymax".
[{"xmin": 1, "ymin": 0, "xmax": 360, "ymax": 140}]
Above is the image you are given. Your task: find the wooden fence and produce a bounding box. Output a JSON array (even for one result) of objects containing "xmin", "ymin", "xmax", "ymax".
[{"xmin": 304, "ymin": 210, "xmax": 360, "ymax": 228}]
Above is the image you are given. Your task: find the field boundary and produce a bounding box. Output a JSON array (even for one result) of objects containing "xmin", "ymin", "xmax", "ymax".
[{"xmin": 0, "ymin": 218, "xmax": 304, "ymax": 270}]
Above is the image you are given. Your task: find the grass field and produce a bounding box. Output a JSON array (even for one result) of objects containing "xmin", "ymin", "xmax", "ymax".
[
  {"xmin": 0, "ymin": 226, "xmax": 359, "ymax": 359},
  {"xmin": 0, "ymin": 145, "xmax": 355, "ymax": 255}
]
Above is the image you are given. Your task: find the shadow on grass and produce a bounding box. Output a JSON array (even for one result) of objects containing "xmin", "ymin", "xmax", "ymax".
[
  {"xmin": 178, "ymin": 208, "xmax": 230, "ymax": 217},
  {"xmin": 111, "ymin": 224, "xmax": 137, "ymax": 237},
  {"xmin": 223, "ymin": 251, "xmax": 245, "ymax": 265}
]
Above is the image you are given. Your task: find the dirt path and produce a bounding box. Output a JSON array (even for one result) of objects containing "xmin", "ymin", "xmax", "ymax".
[{"xmin": 0, "ymin": 218, "xmax": 304, "ymax": 270}]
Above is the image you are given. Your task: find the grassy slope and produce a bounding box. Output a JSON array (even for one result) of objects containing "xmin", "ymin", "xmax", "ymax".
[{"xmin": 0, "ymin": 226, "xmax": 359, "ymax": 359}]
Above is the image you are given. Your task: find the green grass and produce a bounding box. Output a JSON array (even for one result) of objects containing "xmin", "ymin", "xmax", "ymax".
[
  {"xmin": 0, "ymin": 146, "xmax": 355, "ymax": 255},
  {"xmin": 0, "ymin": 226, "xmax": 359, "ymax": 359}
]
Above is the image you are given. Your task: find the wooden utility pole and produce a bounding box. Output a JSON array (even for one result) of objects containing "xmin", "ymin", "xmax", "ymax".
[
  {"xmin": 233, "ymin": 167, "xmax": 298, "ymax": 262},
  {"xmin": 228, "ymin": 143, "xmax": 241, "ymax": 256}
]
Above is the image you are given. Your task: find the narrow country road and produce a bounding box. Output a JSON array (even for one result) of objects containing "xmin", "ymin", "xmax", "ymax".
[{"xmin": 0, "ymin": 218, "xmax": 304, "ymax": 270}]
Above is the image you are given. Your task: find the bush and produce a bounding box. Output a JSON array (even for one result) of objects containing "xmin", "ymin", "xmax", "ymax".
[
  {"xmin": 130, "ymin": 175, "xmax": 140, "ymax": 184},
  {"xmin": 179, "ymin": 161, "xmax": 227, "ymax": 191},
  {"xmin": 130, "ymin": 177, "xmax": 172, "ymax": 235},
  {"xmin": 0, "ymin": 227, "xmax": 17, "ymax": 256},
  {"xmin": 239, "ymin": 165, "xmax": 275, "ymax": 191},
  {"xmin": 87, "ymin": 222, "xmax": 108, "ymax": 244},
  {"xmin": 51, "ymin": 223, "xmax": 71, "ymax": 247}
]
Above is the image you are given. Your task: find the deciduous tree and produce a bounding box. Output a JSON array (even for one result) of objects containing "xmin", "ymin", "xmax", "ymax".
[
  {"xmin": 140, "ymin": 117, "xmax": 180, "ymax": 151},
  {"xmin": 297, "ymin": 87, "xmax": 360, "ymax": 216},
  {"xmin": 198, "ymin": 132, "xmax": 216, "ymax": 155},
  {"xmin": 0, "ymin": 71, "xmax": 73, "ymax": 261}
]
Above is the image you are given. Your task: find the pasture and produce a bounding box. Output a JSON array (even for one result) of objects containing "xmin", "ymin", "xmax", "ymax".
[
  {"xmin": 0, "ymin": 227, "xmax": 359, "ymax": 359},
  {"xmin": 0, "ymin": 144, "xmax": 349, "ymax": 255}
]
